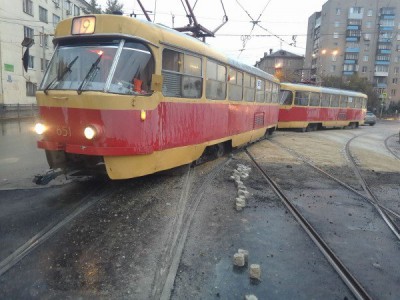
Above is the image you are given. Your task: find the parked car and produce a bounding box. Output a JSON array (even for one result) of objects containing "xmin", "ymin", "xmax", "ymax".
[{"xmin": 364, "ymin": 111, "xmax": 376, "ymax": 126}]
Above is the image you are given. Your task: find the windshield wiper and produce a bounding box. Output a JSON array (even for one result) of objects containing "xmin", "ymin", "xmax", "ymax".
[
  {"xmin": 43, "ymin": 56, "xmax": 79, "ymax": 95},
  {"xmin": 77, "ymin": 54, "xmax": 103, "ymax": 95}
]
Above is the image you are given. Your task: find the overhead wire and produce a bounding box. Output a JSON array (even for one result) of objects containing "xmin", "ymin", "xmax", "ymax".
[{"xmin": 235, "ymin": 0, "xmax": 274, "ymax": 57}]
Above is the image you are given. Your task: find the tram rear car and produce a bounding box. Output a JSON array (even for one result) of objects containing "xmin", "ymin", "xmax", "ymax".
[
  {"xmin": 34, "ymin": 15, "xmax": 280, "ymax": 180},
  {"xmin": 278, "ymin": 83, "xmax": 367, "ymax": 131}
]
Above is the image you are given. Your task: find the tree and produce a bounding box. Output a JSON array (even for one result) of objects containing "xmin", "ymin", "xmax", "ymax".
[
  {"xmin": 321, "ymin": 74, "xmax": 380, "ymax": 111},
  {"xmin": 104, "ymin": 0, "xmax": 124, "ymax": 14},
  {"xmin": 87, "ymin": 0, "xmax": 102, "ymax": 14}
]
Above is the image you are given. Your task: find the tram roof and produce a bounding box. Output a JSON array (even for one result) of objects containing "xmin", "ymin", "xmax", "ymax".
[
  {"xmin": 54, "ymin": 14, "xmax": 278, "ymax": 83},
  {"xmin": 280, "ymin": 83, "xmax": 367, "ymax": 98}
]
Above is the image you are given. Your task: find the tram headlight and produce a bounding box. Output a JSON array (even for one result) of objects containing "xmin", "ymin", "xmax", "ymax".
[
  {"xmin": 84, "ymin": 126, "xmax": 97, "ymax": 140},
  {"xmin": 34, "ymin": 122, "xmax": 46, "ymax": 135}
]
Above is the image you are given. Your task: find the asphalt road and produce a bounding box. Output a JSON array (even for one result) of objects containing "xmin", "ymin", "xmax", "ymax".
[{"xmin": 0, "ymin": 119, "xmax": 399, "ymax": 299}]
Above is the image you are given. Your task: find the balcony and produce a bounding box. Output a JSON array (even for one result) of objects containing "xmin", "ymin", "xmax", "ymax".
[
  {"xmin": 346, "ymin": 37, "xmax": 359, "ymax": 42},
  {"xmin": 379, "ymin": 26, "xmax": 394, "ymax": 31},
  {"xmin": 344, "ymin": 59, "xmax": 357, "ymax": 64},
  {"xmin": 343, "ymin": 71, "xmax": 355, "ymax": 75},
  {"xmin": 378, "ymin": 49, "xmax": 391, "ymax": 54},
  {"xmin": 376, "ymin": 83, "xmax": 387, "ymax": 88},
  {"xmin": 345, "ymin": 47, "xmax": 360, "ymax": 53},
  {"xmin": 380, "ymin": 14, "xmax": 395, "ymax": 19},
  {"xmin": 375, "ymin": 60, "xmax": 390, "ymax": 65},
  {"xmin": 374, "ymin": 71, "xmax": 389, "ymax": 77},
  {"xmin": 347, "ymin": 25, "xmax": 361, "ymax": 30},
  {"xmin": 378, "ymin": 38, "xmax": 392, "ymax": 43}
]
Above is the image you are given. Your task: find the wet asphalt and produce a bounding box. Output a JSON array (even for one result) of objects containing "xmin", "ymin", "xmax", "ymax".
[{"xmin": 0, "ymin": 119, "xmax": 399, "ymax": 299}]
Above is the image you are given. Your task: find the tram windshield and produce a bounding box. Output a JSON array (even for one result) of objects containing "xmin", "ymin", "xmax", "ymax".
[
  {"xmin": 40, "ymin": 40, "xmax": 154, "ymax": 95},
  {"xmin": 279, "ymin": 90, "xmax": 293, "ymax": 105}
]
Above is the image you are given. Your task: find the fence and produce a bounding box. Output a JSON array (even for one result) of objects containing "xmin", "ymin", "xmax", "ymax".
[{"xmin": 0, "ymin": 104, "xmax": 38, "ymax": 120}]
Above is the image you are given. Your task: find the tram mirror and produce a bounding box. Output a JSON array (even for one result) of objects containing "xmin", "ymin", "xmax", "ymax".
[{"xmin": 151, "ymin": 74, "xmax": 163, "ymax": 92}]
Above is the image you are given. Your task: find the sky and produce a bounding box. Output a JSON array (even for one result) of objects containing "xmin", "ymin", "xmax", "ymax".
[{"xmin": 96, "ymin": 0, "xmax": 328, "ymax": 65}]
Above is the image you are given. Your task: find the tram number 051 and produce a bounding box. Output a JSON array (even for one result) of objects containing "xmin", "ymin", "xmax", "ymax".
[{"xmin": 56, "ymin": 126, "xmax": 72, "ymax": 137}]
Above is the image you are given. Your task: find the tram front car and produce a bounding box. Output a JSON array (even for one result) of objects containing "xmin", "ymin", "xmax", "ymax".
[{"xmin": 34, "ymin": 15, "xmax": 158, "ymax": 179}]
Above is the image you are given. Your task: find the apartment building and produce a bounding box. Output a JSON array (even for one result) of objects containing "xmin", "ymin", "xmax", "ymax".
[
  {"xmin": 0, "ymin": 0, "xmax": 91, "ymax": 105},
  {"xmin": 255, "ymin": 49, "xmax": 304, "ymax": 83},
  {"xmin": 304, "ymin": 0, "xmax": 400, "ymax": 104}
]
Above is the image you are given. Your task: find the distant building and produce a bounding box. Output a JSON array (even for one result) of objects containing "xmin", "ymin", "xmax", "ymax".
[
  {"xmin": 0, "ymin": 0, "xmax": 91, "ymax": 105},
  {"xmin": 304, "ymin": 0, "xmax": 400, "ymax": 104},
  {"xmin": 255, "ymin": 49, "xmax": 304, "ymax": 83}
]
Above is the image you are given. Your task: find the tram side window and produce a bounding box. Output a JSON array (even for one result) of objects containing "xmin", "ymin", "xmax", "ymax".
[
  {"xmin": 321, "ymin": 93, "xmax": 330, "ymax": 107},
  {"xmin": 340, "ymin": 96, "xmax": 348, "ymax": 107},
  {"xmin": 243, "ymin": 74, "xmax": 255, "ymax": 101},
  {"xmin": 309, "ymin": 92, "xmax": 321, "ymax": 106},
  {"xmin": 228, "ymin": 68, "xmax": 243, "ymax": 101},
  {"xmin": 206, "ymin": 60, "xmax": 226, "ymax": 100},
  {"xmin": 355, "ymin": 97, "xmax": 362, "ymax": 108},
  {"xmin": 265, "ymin": 81, "xmax": 272, "ymax": 103},
  {"xmin": 294, "ymin": 91, "xmax": 309, "ymax": 106},
  {"xmin": 280, "ymin": 90, "xmax": 293, "ymax": 105},
  {"xmin": 362, "ymin": 98, "xmax": 367, "ymax": 108},
  {"xmin": 347, "ymin": 96, "xmax": 355, "ymax": 108},
  {"xmin": 162, "ymin": 49, "xmax": 202, "ymax": 98},
  {"xmin": 271, "ymin": 83, "xmax": 279, "ymax": 103},
  {"xmin": 331, "ymin": 95, "xmax": 340, "ymax": 107},
  {"xmin": 255, "ymin": 78, "xmax": 265, "ymax": 102}
]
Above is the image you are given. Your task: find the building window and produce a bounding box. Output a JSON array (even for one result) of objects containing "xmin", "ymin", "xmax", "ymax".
[
  {"xmin": 331, "ymin": 65, "xmax": 336, "ymax": 72},
  {"xmin": 66, "ymin": 0, "xmax": 72, "ymax": 15},
  {"xmin": 391, "ymin": 89, "xmax": 396, "ymax": 96},
  {"xmin": 74, "ymin": 4, "xmax": 80, "ymax": 16},
  {"xmin": 334, "ymin": 21, "xmax": 340, "ymax": 27},
  {"xmin": 28, "ymin": 55, "xmax": 34, "ymax": 69},
  {"xmin": 39, "ymin": 6, "xmax": 48, "ymax": 23},
  {"xmin": 362, "ymin": 66, "xmax": 367, "ymax": 73},
  {"xmin": 366, "ymin": 21, "xmax": 372, "ymax": 28},
  {"xmin": 53, "ymin": 14, "xmax": 60, "ymax": 27},
  {"xmin": 26, "ymin": 82, "xmax": 37, "ymax": 96},
  {"xmin": 39, "ymin": 33, "xmax": 49, "ymax": 47},
  {"xmin": 24, "ymin": 26, "xmax": 34, "ymax": 39},
  {"xmin": 40, "ymin": 58, "xmax": 50, "ymax": 71},
  {"xmin": 367, "ymin": 9, "xmax": 373, "ymax": 16},
  {"xmin": 393, "ymin": 78, "xmax": 398, "ymax": 84},
  {"xmin": 333, "ymin": 32, "xmax": 339, "ymax": 39},
  {"xmin": 331, "ymin": 55, "xmax": 337, "ymax": 62},
  {"xmin": 23, "ymin": 0, "xmax": 33, "ymax": 15},
  {"xmin": 394, "ymin": 67, "xmax": 400, "ymax": 74},
  {"xmin": 363, "ymin": 55, "xmax": 368, "ymax": 62},
  {"xmin": 53, "ymin": 0, "xmax": 60, "ymax": 8},
  {"xmin": 350, "ymin": 7, "xmax": 363, "ymax": 14},
  {"xmin": 336, "ymin": 8, "xmax": 341, "ymax": 15}
]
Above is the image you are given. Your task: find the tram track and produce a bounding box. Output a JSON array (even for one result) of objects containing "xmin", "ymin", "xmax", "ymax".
[
  {"xmin": 245, "ymin": 149, "xmax": 372, "ymax": 300},
  {"xmin": 0, "ymin": 183, "xmax": 114, "ymax": 278},
  {"xmin": 384, "ymin": 133, "xmax": 400, "ymax": 160},
  {"xmin": 153, "ymin": 157, "xmax": 232, "ymax": 300},
  {"xmin": 270, "ymin": 136, "xmax": 400, "ymax": 241}
]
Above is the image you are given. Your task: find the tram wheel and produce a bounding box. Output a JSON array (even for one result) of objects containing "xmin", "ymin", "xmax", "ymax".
[{"xmin": 215, "ymin": 143, "xmax": 225, "ymax": 158}]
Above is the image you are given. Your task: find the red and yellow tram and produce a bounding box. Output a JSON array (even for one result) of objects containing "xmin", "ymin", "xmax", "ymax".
[
  {"xmin": 278, "ymin": 83, "xmax": 367, "ymax": 131},
  {"xmin": 34, "ymin": 14, "xmax": 280, "ymax": 180}
]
